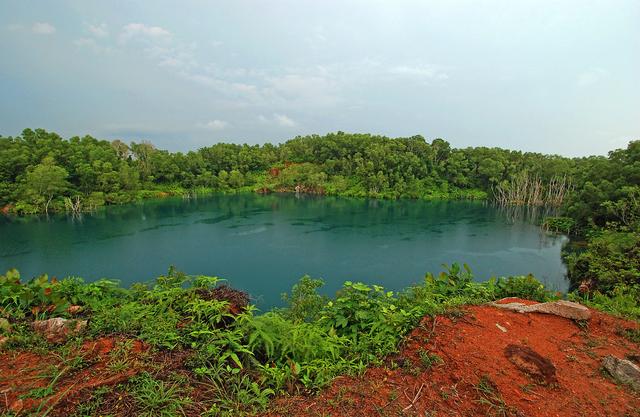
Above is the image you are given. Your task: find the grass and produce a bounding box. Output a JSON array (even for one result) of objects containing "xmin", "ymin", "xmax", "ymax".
[
  {"xmin": 418, "ymin": 349, "xmax": 443, "ymax": 370},
  {"xmin": 474, "ymin": 375, "xmax": 516, "ymax": 417},
  {"xmin": 130, "ymin": 372, "xmax": 192, "ymax": 417}
]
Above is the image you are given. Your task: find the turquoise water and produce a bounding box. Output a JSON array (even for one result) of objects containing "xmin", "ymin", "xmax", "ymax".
[{"xmin": 0, "ymin": 194, "xmax": 568, "ymax": 308}]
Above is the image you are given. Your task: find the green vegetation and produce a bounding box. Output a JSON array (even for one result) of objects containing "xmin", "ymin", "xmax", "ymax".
[
  {"xmin": 1, "ymin": 264, "xmax": 637, "ymax": 415},
  {"xmin": 2, "ymin": 129, "xmax": 582, "ymax": 214},
  {"xmin": 557, "ymin": 141, "xmax": 640, "ymax": 299}
]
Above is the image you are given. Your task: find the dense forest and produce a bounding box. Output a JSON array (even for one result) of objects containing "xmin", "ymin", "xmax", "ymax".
[
  {"xmin": 1, "ymin": 128, "xmax": 639, "ymax": 293},
  {"xmin": 0, "ymin": 128, "xmax": 580, "ymax": 214}
]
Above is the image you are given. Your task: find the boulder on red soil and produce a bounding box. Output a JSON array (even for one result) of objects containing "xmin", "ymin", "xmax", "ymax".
[
  {"xmin": 491, "ymin": 299, "xmax": 591, "ymax": 320},
  {"xmin": 602, "ymin": 355, "xmax": 640, "ymax": 391},
  {"xmin": 32, "ymin": 317, "xmax": 87, "ymax": 343},
  {"xmin": 504, "ymin": 344, "xmax": 557, "ymax": 385}
]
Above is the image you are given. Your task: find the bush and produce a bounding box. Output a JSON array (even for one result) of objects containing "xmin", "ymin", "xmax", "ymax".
[{"xmin": 565, "ymin": 230, "xmax": 640, "ymax": 291}]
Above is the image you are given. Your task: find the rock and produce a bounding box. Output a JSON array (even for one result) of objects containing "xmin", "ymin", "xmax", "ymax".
[
  {"xmin": 505, "ymin": 344, "xmax": 557, "ymax": 385},
  {"xmin": 495, "ymin": 323, "xmax": 508, "ymax": 333},
  {"xmin": 0, "ymin": 336, "xmax": 9, "ymax": 348},
  {"xmin": 602, "ymin": 355, "xmax": 640, "ymax": 390},
  {"xmin": 491, "ymin": 299, "xmax": 591, "ymax": 321},
  {"xmin": 66, "ymin": 305, "xmax": 83, "ymax": 315},
  {"xmin": 32, "ymin": 317, "xmax": 87, "ymax": 343},
  {"xmin": 528, "ymin": 300, "xmax": 591, "ymax": 320}
]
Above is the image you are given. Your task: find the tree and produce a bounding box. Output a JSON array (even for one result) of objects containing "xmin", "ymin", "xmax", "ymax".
[
  {"xmin": 228, "ymin": 170, "xmax": 244, "ymax": 188},
  {"xmin": 24, "ymin": 157, "xmax": 69, "ymax": 214},
  {"xmin": 111, "ymin": 140, "xmax": 131, "ymax": 160}
]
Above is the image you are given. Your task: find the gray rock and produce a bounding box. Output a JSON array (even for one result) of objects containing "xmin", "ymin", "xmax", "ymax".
[
  {"xmin": 491, "ymin": 299, "xmax": 591, "ymax": 321},
  {"xmin": 602, "ymin": 355, "xmax": 640, "ymax": 391},
  {"xmin": 32, "ymin": 317, "xmax": 87, "ymax": 343}
]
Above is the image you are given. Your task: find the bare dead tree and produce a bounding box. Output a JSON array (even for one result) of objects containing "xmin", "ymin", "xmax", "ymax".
[{"xmin": 493, "ymin": 172, "xmax": 572, "ymax": 208}]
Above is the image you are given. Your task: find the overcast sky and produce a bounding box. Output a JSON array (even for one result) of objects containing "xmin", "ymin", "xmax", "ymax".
[{"xmin": 1, "ymin": 1, "xmax": 638, "ymax": 156}]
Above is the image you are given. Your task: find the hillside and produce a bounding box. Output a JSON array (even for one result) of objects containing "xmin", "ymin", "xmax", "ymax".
[
  {"xmin": 267, "ymin": 300, "xmax": 640, "ymax": 417},
  {"xmin": 1, "ymin": 293, "xmax": 638, "ymax": 416}
]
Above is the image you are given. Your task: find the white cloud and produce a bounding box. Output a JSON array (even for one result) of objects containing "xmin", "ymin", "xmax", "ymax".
[
  {"xmin": 32, "ymin": 22, "xmax": 56, "ymax": 35},
  {"xmin": 120, "ymin": 23, "xmax": 171, "ymax": 43},
  {"xmin": 87, "ymin": 23, "xmax": 109, "ymax": 38},
  {"xmin": 259, "ymin": 113, "xmax": 297, "ymax": 127},
  {"xmin": 274, "ymin": 114, "xmax": 296, "ymax": 127},
  {"xmin": 577, "ymin": 68, "xmax": 607, "ymax": 87},
  {"xmin": 197, "ymin": 120, "xmax": 228, "ymax": 130}
]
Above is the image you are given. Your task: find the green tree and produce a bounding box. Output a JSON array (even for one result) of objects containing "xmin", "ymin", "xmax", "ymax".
[
  {"xmin": 228, "ymin": 170, "xmax": 245, "ymax": 188},
  {"xmin": 24, "ymin": 157, "xmax": 69, "ymax": 214}
]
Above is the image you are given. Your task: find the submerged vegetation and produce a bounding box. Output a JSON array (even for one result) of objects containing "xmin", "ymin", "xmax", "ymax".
[{"xmin": 1, "ymin": 264, "xmax": 637, "ymax": 415}]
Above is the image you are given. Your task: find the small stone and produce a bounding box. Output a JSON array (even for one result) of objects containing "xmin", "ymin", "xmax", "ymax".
[
  {"xmin": 602, "ymin": 355, "xmax": 640, "ymax": 391},
  {"xmin": 32, "ymin": 317, "xmax": 87, "ymax": 344},
  {"xmin": 496, "ymin": 323, "xmax": 508, "ymax": 333}
]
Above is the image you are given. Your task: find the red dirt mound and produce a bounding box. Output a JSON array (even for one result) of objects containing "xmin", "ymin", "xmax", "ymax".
[{"xmin": 266, "ymin": 300, "xmax": 640, "ymax": 417}]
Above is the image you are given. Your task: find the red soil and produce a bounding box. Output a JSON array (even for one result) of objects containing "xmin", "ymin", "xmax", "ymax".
[
  {"xmin": 266, "ymin": 300, "xmax": 640, "ymax": 417},
  {"xmin": 0, "ymin": 336, "xmax": 148, "ymax": 415}
]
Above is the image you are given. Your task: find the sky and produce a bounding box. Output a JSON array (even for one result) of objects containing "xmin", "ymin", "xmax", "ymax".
[{"xmin": 0, "ymin": 1, "xmax": 638, "ymax": 156}]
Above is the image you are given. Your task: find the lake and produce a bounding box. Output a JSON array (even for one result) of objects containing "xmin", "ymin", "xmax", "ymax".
[{"xmin": 0, "ymin": 193, "xmax": 568, "ymax": 309}]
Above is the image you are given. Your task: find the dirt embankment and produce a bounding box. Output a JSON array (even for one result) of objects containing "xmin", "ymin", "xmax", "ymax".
[{"xmin": 266, "ymin": 299, "xmax": 640, "ymax": 417}]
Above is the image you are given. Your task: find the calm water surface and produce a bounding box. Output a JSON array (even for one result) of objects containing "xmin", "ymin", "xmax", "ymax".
[{"xmin": 0, "ymin": 194, "xmax": 568, "ymax": 308}]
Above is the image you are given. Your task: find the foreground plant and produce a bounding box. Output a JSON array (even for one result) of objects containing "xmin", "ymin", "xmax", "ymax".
[{"xmin": 1, "ymin": 264, "xmax": 638, "ymax": 416}]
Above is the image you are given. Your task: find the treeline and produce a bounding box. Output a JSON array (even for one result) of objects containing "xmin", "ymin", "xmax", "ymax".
[
  {"xmin": 1, "ymin": 129, "xmax": 578, "ymax": 214},
  {"xmin": 560, "ymin": 141, "xmax": 640, "ymax": 293}
]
